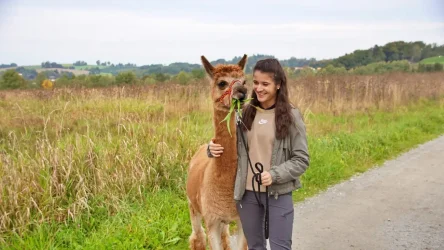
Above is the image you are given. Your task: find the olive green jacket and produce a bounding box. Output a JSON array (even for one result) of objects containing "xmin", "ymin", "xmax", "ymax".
[{"xmin": 234, "ymin": 108, "xmax": 310, "ymax": 201}]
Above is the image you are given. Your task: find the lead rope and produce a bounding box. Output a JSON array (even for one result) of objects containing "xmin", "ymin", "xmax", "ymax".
[{"xmin": 235, "ymin": 110, "xmax": 269, "ymax": 239}]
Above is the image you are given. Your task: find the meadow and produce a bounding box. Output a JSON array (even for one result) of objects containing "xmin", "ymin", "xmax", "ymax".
[
  {"xmin": 1, "ymin": 73, "xmax": 444, "ymax": 249},
  {"xmin": 420, "ymin": 56, "xmax": 444, "ymax": 64}
]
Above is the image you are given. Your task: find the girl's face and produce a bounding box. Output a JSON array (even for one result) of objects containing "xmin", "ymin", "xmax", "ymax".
[{"xmin": 253, "ymin": 70, "xmax": 280, "ymax": 109}]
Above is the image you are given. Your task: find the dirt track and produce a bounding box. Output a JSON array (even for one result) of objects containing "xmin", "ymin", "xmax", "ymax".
[{"xmin": 292, "ymin": 135, "xmax": 444, "ymax": 250}]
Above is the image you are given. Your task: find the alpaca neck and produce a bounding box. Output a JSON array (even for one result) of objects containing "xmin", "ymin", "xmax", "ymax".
[{"xmin": 213, "ymin": 108, "xmax": 238, "ymax": 175}]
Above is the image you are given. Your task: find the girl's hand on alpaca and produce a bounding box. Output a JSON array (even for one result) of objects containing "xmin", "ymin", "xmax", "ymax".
[{"xmin": 209, "ymin": 140, "xmax": 224, "ymax": 157}]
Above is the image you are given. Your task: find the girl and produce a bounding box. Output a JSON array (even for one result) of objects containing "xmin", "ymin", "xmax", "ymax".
[{"xmin": 208, "ymin": 58, "xmax": 309, "ymax": 250}]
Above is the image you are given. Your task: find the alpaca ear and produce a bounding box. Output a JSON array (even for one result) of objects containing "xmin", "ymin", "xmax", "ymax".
[
  {"xmin": 201, "ymin": 56, "xmax": 215, "ymax": 78},
  {"xmin": 237, "ymin": 54, "xmax": 248, "ymax": 70}
]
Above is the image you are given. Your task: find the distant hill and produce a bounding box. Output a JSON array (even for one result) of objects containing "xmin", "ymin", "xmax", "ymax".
[
  {"xmin": 330, "ymin": 41, "xmax": 444, "ymax": 69},
  {"xmin": 2, "ymin": 40, "xmax": 443, "ymax": 80}
]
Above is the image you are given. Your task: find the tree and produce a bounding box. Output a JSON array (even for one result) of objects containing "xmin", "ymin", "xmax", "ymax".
[
  {"xmin": 73, "ymin": 61, "xmax": 87, "ymax": 66},
  {"xmin": 191, "ymin": 69, "xmax": 205, "ymax": 79},
  {"xmin": 294, "ymin": 67, "xmax": 315, "ymax": 77},
  {"xmin": 410, "ymin": 45, "xmax": 422, "ymax": 62},
  {"xmin": 175, "ymin": 71, "xmax": 191, "ymax": 85},
  {"xmin": 0, "ymin": 70, "xmax": 26, "ymax": 89},
  {"xmin": 318, "ymin": 65, "xmax": 347, "ymax": 75},
  {"xmin": 0, "ymin": 63, "xmax": 17, "ymax": 69},
  {"xmin": 143, "ymin": 76, "xmax": 156, "ymax": 84},
  {"xmin": 372, "ymin": 45, "xmax": 386, "ymax": 62},
  {"xmin": 383, "ymin": 43, "xmax": 400, "ymax": 61},
  {"xmin": 96, "ymin": 60, "xmax": 101, "ymax": 66},
  {"xmin": 115, "ymin": 71, "xmax": 136, "ymax": 85},
  {"xmin": 36, "ymin": 72, "xmax": 47, "ymax": 85},
  {"xmin": 89, "ymin": 67, "xmax": 101, "ymax": 75},
  {"xmin": 152, "ymin": 73, "xmax": 169, "ymax": 82},
  {"xmin": 41, "ymin": 61, "xmax": 64, "ymax": 68}
]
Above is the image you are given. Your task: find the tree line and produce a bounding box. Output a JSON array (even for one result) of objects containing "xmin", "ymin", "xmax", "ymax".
[
  {"xmin": 328, "ymin": 41, "xmax": 444, "ymax": 69},
  {"xmin": 86, "ymin": 41, "xmax": 443, "ymax": 75},
  {"xmin": 0, "ymin": 63, "xmax": 17, "ymax": 69},
  {"xmin": 1, "ymin": 60, "xmax": 442, "ymax": 90}
]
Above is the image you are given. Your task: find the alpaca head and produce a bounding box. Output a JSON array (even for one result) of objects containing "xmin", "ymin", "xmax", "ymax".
[{"xmin": 201, "ymin": 55, "xmax": 248, "ymax": 111}]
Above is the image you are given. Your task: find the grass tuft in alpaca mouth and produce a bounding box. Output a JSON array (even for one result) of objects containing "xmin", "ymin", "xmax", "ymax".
[{"xmin": 220, "ymin": 98, "xmax": 253, "ymax": 136}]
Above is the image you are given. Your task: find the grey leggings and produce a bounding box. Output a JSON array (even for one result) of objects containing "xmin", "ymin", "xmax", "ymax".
[{"xmin": 236, "ymin": 191, "xmax": 294, "ymax": 250}]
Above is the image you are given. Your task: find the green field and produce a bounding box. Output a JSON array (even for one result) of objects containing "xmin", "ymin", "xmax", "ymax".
[
  {"xmin": 22, "ymin": 65, "xmax": 43, "ymax": 70},
  {"xmin": 420, "ymin": 56, "xmax": 444, "ymax": 64},
  {"xmin": 1, "ymin": 74, "xmax": 444, "ymax": 249},
  {"xmin": 2, "ymin": 97, "xmax": 443, "ymax": 249},
  {"xmin": 62, "ymin": 64, "xmax": 109, "ymax": 70}
]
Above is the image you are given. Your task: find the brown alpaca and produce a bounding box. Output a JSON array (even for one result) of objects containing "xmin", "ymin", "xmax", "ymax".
[{"xmin": 186, "ymin": 55, "xmax": 248, "ymax": 250}]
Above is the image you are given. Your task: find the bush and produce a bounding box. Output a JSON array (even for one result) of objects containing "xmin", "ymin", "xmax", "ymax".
[
  {"xmin": 116, "ymin": 71, "xmax": 137, "ymax": 85},
  {"xmin": 41, "ymin": 79, "xmax": 54, "ymax": 89},
  {"xmin": 191, "ymin": 69, "xmax": 205, "ymax": 79},
  {"xmin": 350, "ymin": 60, "xmax": 411, "ymax": 75},
  {"xmin": 418, "ymin": 63, "xmax": 443, "ymax": 72},
  {"xmin": 35, "ymin": 72, "xmax": 47, "ymax": 85},
  {"xmin": 433, "ymin": 63, "xmax": 443, "ymax": 71},
  {"xmin": 0, "ymin": 70, "xmax": 26, "ymax": 89},
  {"xmin": 317, "ymin": 65, "xmax": 348, "ymax": 76},
  {"xmin": 88, "ymin": 75, "xmax": 115, "ymax": 87},
  {"xmin": 175, "ymin": 71, "xmax": 191, "ymax": 85},
  {"xmin": 143, "ymin": 76, "xmax": 157, "ymax": 85},
  {"xmin": 152, "ymin": 73, "xmax": 170, "ymax": 82}
]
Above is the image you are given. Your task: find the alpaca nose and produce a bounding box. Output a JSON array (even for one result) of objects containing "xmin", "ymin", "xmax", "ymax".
[{"xmin": 239, "ymin": 92, "xmax": 246, "ymax": 101}]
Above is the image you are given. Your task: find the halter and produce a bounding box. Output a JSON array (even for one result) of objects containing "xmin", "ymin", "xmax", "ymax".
[{"xmin": 215, "ymin": 79, "xmax": 242, "ymax": 104}]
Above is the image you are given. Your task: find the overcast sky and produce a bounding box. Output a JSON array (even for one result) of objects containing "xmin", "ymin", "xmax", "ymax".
[{"xmin": 1, "ymin": 0, "xmax": 443, "ymax": 66}]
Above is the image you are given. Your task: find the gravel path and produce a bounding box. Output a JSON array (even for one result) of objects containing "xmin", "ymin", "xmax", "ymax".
[{"xmin": 292, "ymin": 135, "xmax": 444, "ymax": 250}]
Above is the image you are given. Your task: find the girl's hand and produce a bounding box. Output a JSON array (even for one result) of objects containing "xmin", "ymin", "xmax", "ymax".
[
  {"xmin": 261, "ymin": 171, "xmax": 273, "ymax": 186},
  {"xmin": 209, "ymin": 141, "xmax": 224, "ymax": 157}
]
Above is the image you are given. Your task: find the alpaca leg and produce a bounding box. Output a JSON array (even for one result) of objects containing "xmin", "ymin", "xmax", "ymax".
[
  {"xmin": 207, "ymin": 220, "xmax": 223, "ymax": 250},
  {"xmin": 188, "ymin": 203, "xmax": 206, "ymax": 250},
  {"xmin": 221, "ymin": 224, "xmax": 231, "ymax": 250},
  {"xmin": 236, "ymin": 219, "xmax": 248, "ymax": 250}
]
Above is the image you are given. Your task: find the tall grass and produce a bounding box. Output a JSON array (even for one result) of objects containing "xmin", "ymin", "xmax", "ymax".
[{"xmin": 0, "ymin": 73, "xmax": 444, "ymax": 244}]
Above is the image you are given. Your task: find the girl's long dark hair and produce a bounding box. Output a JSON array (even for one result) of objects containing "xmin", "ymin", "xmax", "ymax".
[{"xmin": 243, "ymin": 58, "xmax": 294, "ymax": 140}]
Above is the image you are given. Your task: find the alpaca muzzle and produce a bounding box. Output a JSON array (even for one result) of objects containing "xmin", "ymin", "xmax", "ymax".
[{"xmin": 233, "ymin": 85, "xmax": 247, "ymax": 101}]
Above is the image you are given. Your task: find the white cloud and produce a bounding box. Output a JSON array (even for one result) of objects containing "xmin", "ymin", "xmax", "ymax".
[{"xmin": 0, "ymin": 5, "xmax": 443, "ymax": 65}]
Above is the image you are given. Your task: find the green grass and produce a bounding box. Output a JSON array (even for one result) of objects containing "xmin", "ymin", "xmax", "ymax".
[
  {"xmin": 67, "ymin": 65, "xmax": 109, "ymax": 70},
  {"xmin": 23, "ymin": 65, "xmax": 42, "ymax": 70},
  {"xmin": 420, "ymin": 56, "xmax": 444, "ymax": 64},
  {"xmin": 2, "ymin": 98, "xmax": 443, "ymax": 249},
  {"xmin": 2, "ymin": 191, "xmax": 190, "ymax": 250},
  {"xmin": 293, "ymin": 100, "xmax": 444, "ymax": 201}
]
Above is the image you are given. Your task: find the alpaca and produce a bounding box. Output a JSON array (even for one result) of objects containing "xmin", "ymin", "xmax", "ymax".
[{"xmin": 186, "ymin": 55, "xmax": 248, "ymax": 250}]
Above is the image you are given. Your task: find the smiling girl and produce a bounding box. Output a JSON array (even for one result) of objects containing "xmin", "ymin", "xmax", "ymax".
[{"xmin": 209, "ymin": 58, "xmax": 310, "ymax": 249}]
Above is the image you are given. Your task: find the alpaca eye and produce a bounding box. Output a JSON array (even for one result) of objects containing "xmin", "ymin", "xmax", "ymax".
[{"xmin": 217, "ymin": 81, "xmax": 228, "ymax": 89}]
